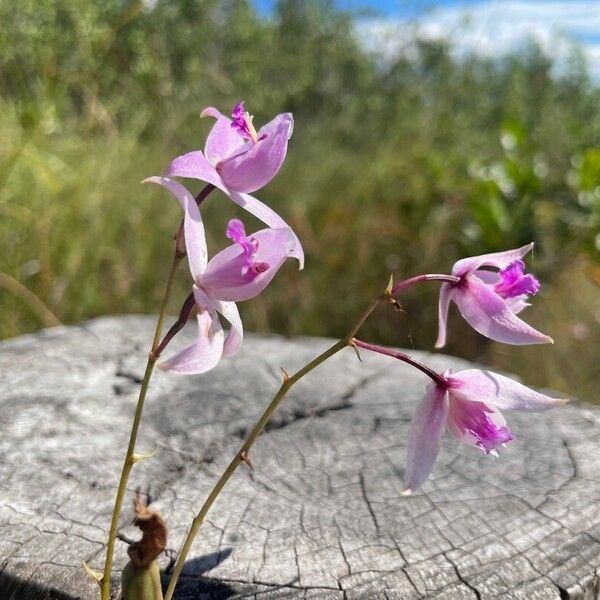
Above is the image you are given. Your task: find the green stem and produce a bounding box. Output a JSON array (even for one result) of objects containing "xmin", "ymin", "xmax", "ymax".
[
  {"xmin": 163, "ymin": 293, "xmax": 388, "ymax": 600},
  {"xmin": 100, "ymin": 253, "xmax": 182, "ymax": 599}
]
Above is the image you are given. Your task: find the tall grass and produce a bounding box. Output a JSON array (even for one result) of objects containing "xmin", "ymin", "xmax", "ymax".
[{"xmin": 1, "ymin": 0, "xmax": 599, "ymax": 401}]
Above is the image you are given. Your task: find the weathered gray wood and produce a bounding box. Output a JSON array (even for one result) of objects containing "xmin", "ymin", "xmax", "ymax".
[{"xmin": 1, "ymin": 316, "xmax": 599, "ymax": 599}]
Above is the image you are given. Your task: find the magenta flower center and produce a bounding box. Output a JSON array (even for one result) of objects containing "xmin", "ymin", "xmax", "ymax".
[
  {"xmin": 231, "ymin": 101, "xmax": 258, "ymax": 143},
  {"xmin": 226, "ymin": 219, "xmax": 269, "ymax": 279},
  {"xmin": 452, "ymin": 399, "xmax": 513, "ymax": 453},
  {"xmin": 494, "ymin": 260, "xmax": 540, "ymax": 299}
]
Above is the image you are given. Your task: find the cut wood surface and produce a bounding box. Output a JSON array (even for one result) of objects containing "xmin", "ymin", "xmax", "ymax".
[{"xmin": 1, "ymin": 316, "xmax": 599, "ymax": 599}]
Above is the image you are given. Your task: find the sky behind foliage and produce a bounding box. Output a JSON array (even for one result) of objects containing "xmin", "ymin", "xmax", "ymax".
[{"xmin": 255, "ymin": 1, "xmax": 600, "ymax": 79}]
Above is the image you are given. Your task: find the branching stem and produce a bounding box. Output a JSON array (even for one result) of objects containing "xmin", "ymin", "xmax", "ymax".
[
  {"xmin": 164, "ymin": 289, "xmax": 395, "ymax": 599},
  {"xmin": 165, "ymin": 271, "xmax": 457, "ymax": 596}
]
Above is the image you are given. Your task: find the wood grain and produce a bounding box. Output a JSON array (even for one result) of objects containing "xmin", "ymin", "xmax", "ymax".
[{"xmin": 1, "ymin": 316, "xmax": 598, "ymax": 599}]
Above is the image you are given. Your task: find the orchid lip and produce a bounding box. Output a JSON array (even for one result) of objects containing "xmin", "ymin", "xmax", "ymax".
[
  {"xmin": 225, "ymin": 219, "xmax": 271, "ymax": 282},
  {"xmin": 475, "ymin": 420, "xmax": 514, "ymax": 453},
  {"xmin": 494, "ymin": 260, "xmax": 540, "ymax": 299},
  {"xmin": 450, "ymin": 398, "xmax": 515, "ymax": 453},
  {"xmin": 231, "ymin": 101, "xmax": 259, "ymax": 143},
  {"xmin": 243, "ymin": 261, "xmax": 269, "ymax": 277}
]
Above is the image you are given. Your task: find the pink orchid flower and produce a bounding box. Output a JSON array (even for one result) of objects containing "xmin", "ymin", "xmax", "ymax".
[
  {"xmin": 404, "ymin": 369, "xmax": 567, "ymax": 493},
  {"xmin": 436, "ymin": 243, "xmax": 552, "ymax": 347},
  {"xmin": 164, "ymin": 101, "xmax": 303, "ymax": 268},
  {"xmin": 145, "ymin": 177, "xmax": 302, "ymax": 375}
]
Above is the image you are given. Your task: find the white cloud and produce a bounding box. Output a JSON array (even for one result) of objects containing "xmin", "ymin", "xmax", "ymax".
[{"xmin": 356, "ymin": 1, "xmax": 600, "ymax": 80}]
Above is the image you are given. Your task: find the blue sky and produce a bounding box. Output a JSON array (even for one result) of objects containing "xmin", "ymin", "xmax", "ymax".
[
  {"xmin": 253, "ymin": 1, "xmax": 600, "ymax": 79},
  {"xmin": 254, "ymin": 1, "xmax": 487, "ymax": 18}
]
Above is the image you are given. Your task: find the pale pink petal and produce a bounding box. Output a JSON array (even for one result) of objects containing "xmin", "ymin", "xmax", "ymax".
[
  {"xmin": 199, "ymin": 227, "xmax": 300, "ymax": 301},
  {"xmin": 213, "ymin": 299, "xmax": 244, "ymax": 357},
  {"xmin": 403, "ymin": 384, "xmax": 449, "ymax": 494},
  {"xmin": 435, "ymin": 282, "xmax": 453, "ymax": 349},
  {"xmin": 143, "ymin": 176, "xmax": 207, "ymax": 280},
  {"xmin": 227, "ymin": 190, "xmax": 304, "ymax": 268},
  {"xmin": 451, "ymin": 243, "xmax": 534, "ymax": 278},
  {"xmin": 504, "ymin": 296, "xmax": 530, "ymax": 314},
  {"xmin": 202, "ymin": 107, "xmax": 247, "ymax": 165},
  {"xmin": 453, "ymin": 274, "xmax": 553, "ymax": 345},
  {"xmin": 258, "ymin": 112, "xmax": 294, "ymax": 141},
  {"xmin": 216, "ymin": 113, "xmax": 294, "ymax": 193},
  {"xmin": 227, "ymin": 190, "xmax": 286, "ymax": 227},
  {"xmin": 473, "ymin": 270, "xmax": 500, "ymax": 285},
  {"xmin": 448, "ymin": 369, "xmax": 569, "ymax": 411},
  {"xmin": 164, "ymin": 150, "xmax": 229, "ymax": 195},
  {"xmin": 159, "ymin": 289, "xmax": 223, "ymax": 375},
  {"xmin": 200, "ymin": 106, "xmax": 221, "ymax": 119}
]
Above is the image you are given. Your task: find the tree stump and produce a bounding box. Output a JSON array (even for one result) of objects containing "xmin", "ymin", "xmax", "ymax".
[{"xmin": 1, "ymin": 316, "xmax": 599, "ymax": 599}]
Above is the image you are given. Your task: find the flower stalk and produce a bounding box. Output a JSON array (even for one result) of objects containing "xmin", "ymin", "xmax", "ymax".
[
  {"xmin": 391, "ymin": 273, "xmax": 460, "ymax": 295},
  {"xmin": 100, "ymin": 185, "xmax": 215, "ymax": 599},
  {"xmin": 164, "ymin": 271, "xmax": 460, "ymax": 598},
  {"xmin": 352, "ymin": 338, "xmax": 447, "ymax": 387},
  {"xmin": 152, "ymin": 292, "xmax": 195, "ymax": 360},
  {"xmin": 163, "ymin": 291, "xmax": 389, "ymax": 599}
]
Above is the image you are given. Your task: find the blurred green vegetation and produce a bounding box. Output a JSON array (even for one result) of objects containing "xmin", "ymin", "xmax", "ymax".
[{"xmin": 1, "ymin": 0, "xmax": 599, "ymax": 401}]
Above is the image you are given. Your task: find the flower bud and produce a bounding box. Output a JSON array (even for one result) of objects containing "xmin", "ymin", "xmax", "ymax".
[
  {"xmin": 122, "ymin": 560, "xmax": 163, "ymax": 600},
  {"xmin": 121, "ymin": 493, "xmax": 167, "ymax": 600}
]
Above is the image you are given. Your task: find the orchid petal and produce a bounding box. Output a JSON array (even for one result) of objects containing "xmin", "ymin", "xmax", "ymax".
[
  {"xmin": 403, "ymin": 384, "xmax": 448, "ymax": 494},
  {"xmin": 200, "ymin": 106, "xmax": 221, "ymax": 119},
  {"xmin": 213, "ymin": 299, "xmax": 244, "ymax": 357},
  {"xmin": 451, "ymin": 243, "xmax": 534, "ymax": 278},
  {"xmin": 258, "ymin": 112, "xmax": 294, "ymax": 141},
  {"xmin": 227, "ymin": 190, "xmax": 304, "ymax": 268},
  {"xmin": 164, "ymin": 150, "xmax": 230, "ymax": 195},
  {"xmin": 199, "ymin": 227, "xmax": 300, "ymax": 302},
  {"xmin": 435, "ymin": 282, "xmax": 453, "ymax": 349},
  {"xmin": 159, "ymin": 289, "xmax": 223, "ymax": 375},
  {"xmin": 227, "ymin": 190, "xmax": 287, "ymax": 227},
  {"xmin": 201, "ymin": 107, "xmax": 247, "ymax": 165},
  {"xmin": 453, "ymin": 274, "xmax": 553, "ymax": 345},
  {"xmin": 216, "ymin": 113, "xmax": 294, "ymax": 194},
  {"xmin": 473, "ymin": 270, "xmax": 500, "ymax": 285},
  {"xmin": 143, "ymin": 176, "xmax": 207, "ymax": 279},
  {"xmin": 504, "ymin": 296, "xmax": 530, "ymax": 314},
  {"xmin": 449, "ymin": 369, "xmax": 569, "ymax": 411}
]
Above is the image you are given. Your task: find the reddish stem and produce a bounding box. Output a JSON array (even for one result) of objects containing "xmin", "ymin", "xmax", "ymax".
[
  {"xmin": 196, "ymin": 183, "xmax": 216, "ymax": 206},
  {"xmin": 391, "ymin": 273, "xmax": 460, "ymax": 295},
  {"xmin": 175, "ymin": 184, "xmax": 216, "ymax": 257},
  {"xmin": 153, "ymin": 292, "xmax": 195, "ymax": 359},
  {"xmin": 353, "ymin": 338, "xmax": 448, "ymax": 387}
]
